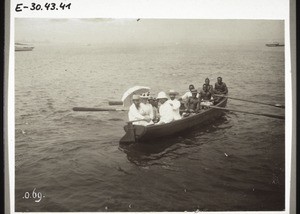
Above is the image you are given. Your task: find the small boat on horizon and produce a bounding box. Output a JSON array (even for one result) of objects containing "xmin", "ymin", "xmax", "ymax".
[
  {"xmin": 265, "ymin": 42, "xmax": 284, "ymax": 47},
  {"xmin": 15, "ymin": 43, "xmax": 34, "ymax": 51}
]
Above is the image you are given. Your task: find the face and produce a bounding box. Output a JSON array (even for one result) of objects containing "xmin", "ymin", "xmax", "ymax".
[
  {"xmin": 133, "ymin": 99, "xmax": 140, "ymax": 106},
  {"xmin": 192, "ymin": 93, "xmax": 197, "ymax": 98},
  {"xmin": 189, "ymin": 86, "xmax": 194, "ymax": 91},
  {"xmin": 169, "ymin": 94, "xmax": 176, "ymax": 100},
  {"xmin": 141, "ymin": 98, "xmax": 148, "ymax": 104},
  {"xmin": 205, "ymin": 79, "xmax": 209, "ymax": 85},
  {"xmin": 217, "ymin": 77, "xmax": 222, "ymax": 84}
]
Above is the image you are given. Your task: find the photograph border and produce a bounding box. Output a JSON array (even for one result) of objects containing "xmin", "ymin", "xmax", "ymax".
[{"xmin": 5, "ymin": 0, "xmax": 295, "ymax": 213}]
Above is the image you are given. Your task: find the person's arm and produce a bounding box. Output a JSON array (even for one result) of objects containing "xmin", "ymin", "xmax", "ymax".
[
  {"xmin": 185, "ymin": 98, "xmax": 190, "ymax": 109},
  {"xmin": 198, "ymin": 92, "xmax": 203, "ymax": 101},
  {"xmin": 164, "ymin": 105, "xmax": 174, "ymax": 123},
  {"xmin": 173, "ymin": 100, "xmax": 181, "ymax": 110},
  {"xmin": 129, "ymin": 106, "xmax": 145, "ymax": 120},
  {"xmin": 223, "ymin": 83, "xmax": 228, "ymax": 94},
  {"xmin": 196, "ymin": 98, "xmax": 201, "ymax": 111},
  {"xmin": 181, "ymin": 92, "xmax": 188, "ymax": 100},
  {"xmin": 149, "ymin": 105, "xmax": 154, "ymax": 120}
]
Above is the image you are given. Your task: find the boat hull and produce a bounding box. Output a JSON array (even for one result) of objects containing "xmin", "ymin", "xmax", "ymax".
[
  {"xmin": 120, "ymin": 98, "xmax": 227, "ymax": 143},
  {"xmin": 265, "ymin": 44, "xmax": 284, "ymax": 47},
  {"xmin": 15, "ymin": 46, "xmax": 34, "ymax": 51}
]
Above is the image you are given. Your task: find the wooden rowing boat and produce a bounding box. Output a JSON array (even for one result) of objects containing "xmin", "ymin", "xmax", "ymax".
[{"xmin": 120, "ymin": 97, "xmax": 228, "ymax": 143}]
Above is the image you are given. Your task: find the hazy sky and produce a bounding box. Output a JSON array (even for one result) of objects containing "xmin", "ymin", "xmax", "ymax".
[{"xmin": 15, "ymin": 19, "xmax": 284, "ymax": 44}]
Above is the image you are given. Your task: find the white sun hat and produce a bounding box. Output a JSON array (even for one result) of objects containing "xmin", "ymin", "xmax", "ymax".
[{"xmin": 156, "ymin": 91, "xmax": 168, "ymax": 99}]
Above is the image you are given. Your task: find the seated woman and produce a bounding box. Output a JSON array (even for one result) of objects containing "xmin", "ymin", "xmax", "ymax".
[
  {"xmin": 128, "ymin": 95, "xmax": 152, "ymax": 126},
  {"xmin": 139, "ymin": 93, "xmax": 154, "ymax": 125}
]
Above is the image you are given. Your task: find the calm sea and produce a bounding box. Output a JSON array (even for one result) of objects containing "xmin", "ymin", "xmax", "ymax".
[{"xmin": 15, "ymin": 42, "xmax": 285, "ymax": 211}]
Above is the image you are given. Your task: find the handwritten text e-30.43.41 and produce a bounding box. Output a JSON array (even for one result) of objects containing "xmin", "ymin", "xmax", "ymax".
[{"xmin": 15, "ymin": 2, "xmax": 71, "ymax": 12}]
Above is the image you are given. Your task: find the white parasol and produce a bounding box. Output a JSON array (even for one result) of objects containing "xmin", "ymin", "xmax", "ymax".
[{"xmin": 121, "ymin": 86, "xmax": 150, "ymax": 107}]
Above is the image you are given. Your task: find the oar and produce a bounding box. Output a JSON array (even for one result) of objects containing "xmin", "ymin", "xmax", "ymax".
[
  {"xmin": 214, "ymin": 94, "xmax": 285, "ymax": 109},
  {"xmin": 73, "ymin": 107, "xmax": 126, "ymax": 111},
  {"xmin": 203, "ymin": 105, "xmax": 284, "ymax": 120},
  {"xmin": 108, "ymin": 101, "xmax": 123, "ymax": 106}
]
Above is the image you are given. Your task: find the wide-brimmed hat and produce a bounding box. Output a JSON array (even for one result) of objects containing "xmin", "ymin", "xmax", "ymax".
[
  {"xmin": 156, "ymin": 91, "xmax": 168, "ymax": 99},
  {"xmin": 132, "ymin": 94, "xmax": 140, "ymax": 100},
  {"xmin": 168, "ymin": 89, "xmax": 178, "ymax": 95},
  {"xmin": 191, "ymin": 89, "xmax": 198, "ymax": 94}
]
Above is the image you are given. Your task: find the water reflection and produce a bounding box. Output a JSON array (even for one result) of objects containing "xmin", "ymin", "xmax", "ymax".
[{"xmin": 119, "ymin": 115, "xmax": 232, "ymax": 166}]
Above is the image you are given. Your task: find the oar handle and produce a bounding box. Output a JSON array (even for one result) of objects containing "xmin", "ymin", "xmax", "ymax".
[{"xmin": 108, "ymin": 101, "xmax": 123, "ymax": 106}]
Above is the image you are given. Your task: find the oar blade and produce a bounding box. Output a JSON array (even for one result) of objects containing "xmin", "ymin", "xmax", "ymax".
[{"xmin": 108, "ymin": 101, "xmax": 123, "ymax": 106}]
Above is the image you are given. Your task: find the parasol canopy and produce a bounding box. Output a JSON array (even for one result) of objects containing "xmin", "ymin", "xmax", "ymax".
[{"xmin": 121, "ymin": 86, "xmax": 150, "ymax": 107}]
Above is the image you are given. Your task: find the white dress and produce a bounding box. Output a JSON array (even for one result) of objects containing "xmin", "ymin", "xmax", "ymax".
[
  {"xmin": 128, "ymin": 103, "xmax": 152, "ymax": 126},
  {"xmin": 139, "ymin": 103, "xmax": 154, "ymax": 120},
  {"xmin": 156, "ymin": 102, "xmax": 174, "ymax": 125},
  {"xmin": 166, "ymin": 99, "xmax": 181, "ymax": 120}
]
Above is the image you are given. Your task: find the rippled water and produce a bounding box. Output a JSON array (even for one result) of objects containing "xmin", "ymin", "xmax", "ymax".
[{"xmin": 15, "ymin": 43, "xmax": 285, "ymax": 211}]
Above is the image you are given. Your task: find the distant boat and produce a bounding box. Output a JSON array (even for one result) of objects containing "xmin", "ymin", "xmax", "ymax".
[
  {"xmin": 265, "ymin": 42, "xmax": 284, "ymax": 47},
  {"xmin": 15, "ymin": 43, "xmax": 34, "ymax": 51}
]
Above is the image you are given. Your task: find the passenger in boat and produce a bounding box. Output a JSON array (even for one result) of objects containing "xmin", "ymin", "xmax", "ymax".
[
  {"xmin": 139, "ymin": 93, "xmax": 154, "ymax": 123},
  {"xmin": 148, "ymin": 96, "xmax": 159, "ymax": 123},
  {"xmin": 183, "ymin": 89, "xmax": 200, "ymax": 116},
  {"xmin": 166, "ymin": 90, "xmax": 181, "ymax": 120},
  {"xmin": 204, "ymin": 78, "xmax": 214, "ymax": 94},
  {"xmin": 180, "ymin": 84, "xmax": 199, "ymax": 102},
  {"xmin": 214, "ymin": 77, "xmax": 228, "ymax": 103},
  {"xmin": 199, "ymin": 84, "xmax": 214, "ymax": 109},
  {"xmin": 128, "ymin": 95, "xmax": 152, "ymax": 126},
  {"xmin": 155, "ymin": 91, "xmax": 174, "ymax": 125}
]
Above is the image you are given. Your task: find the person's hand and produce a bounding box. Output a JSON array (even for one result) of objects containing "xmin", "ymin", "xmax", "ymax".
[{"xmin": 144, "ymin": 116, "xmax": 151, "ymax": 123}]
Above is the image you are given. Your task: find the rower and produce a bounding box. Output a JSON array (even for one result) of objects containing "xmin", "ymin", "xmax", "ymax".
[
  {"xmin": 166, "ymin": 90, "xmax": 181, "ymax": 120},
  {"xmin": 205, "ymin": 78, "xmax": 214, "ymax": 94},
  {"xmin": 183, "ymin": 89, "xmax": 200, "ymax": 116},
  {"xmin": 128, "ymin": 95, "xmax": 152, "ymax": 126},
  {"xmin": 214, "ymin": 77, "xmax": 228, "ymax": 103},
  {"xmin": 155, "ymin": 91, "xmax": 174, "ymax": 125},
  {"xmin": 199, "ymin": 84, "xmax": 213, "ymax": 109},
  {"xmin": 180, "ymin": 84, "xmax": 198, "ymax": 102}
]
